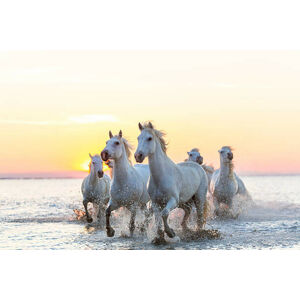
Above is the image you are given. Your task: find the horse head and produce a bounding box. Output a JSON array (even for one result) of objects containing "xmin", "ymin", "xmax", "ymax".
[{"xmin": 89, "ymin": 153, "xmax": 104, "ymax": 178}]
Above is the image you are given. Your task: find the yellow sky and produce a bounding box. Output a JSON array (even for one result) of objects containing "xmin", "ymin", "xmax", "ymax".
[{"xmin": 0, "ymin": 51, "xmax": 300, "ymax": 176}]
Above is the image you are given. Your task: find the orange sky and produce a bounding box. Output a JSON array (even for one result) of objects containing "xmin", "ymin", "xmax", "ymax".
[{"xmin": 0, "ymin": 51, "xmax": 300, "ymax": 177}]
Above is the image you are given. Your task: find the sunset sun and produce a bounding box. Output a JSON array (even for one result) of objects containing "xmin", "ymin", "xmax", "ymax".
[{"xmin": 78, "ymin": 159, "xmax": 110, "ymax": 173}]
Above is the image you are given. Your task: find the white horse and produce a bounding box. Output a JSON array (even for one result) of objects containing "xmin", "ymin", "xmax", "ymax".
[
  {"xmin": 101, "ymin": 130, "xmax": 151, "ymax": 237},
  {"xmin": 81, "ymin": 154, "xmax": 111, "ymax": 224},
  {"xmin": 186, "ymin": 148, "xmax": 215, "ymax": 191},
  {"xmin": 210, "ymin": 146, "xmax": 251, "ymax": 216},
  {"xmin": 135, "ymin": 122, "xmax": 208, "ymax": 244}
]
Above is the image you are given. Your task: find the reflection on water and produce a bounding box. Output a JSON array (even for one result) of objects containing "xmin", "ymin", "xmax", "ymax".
[{"xmin": 0, "ymin": 176, "xmax": 299, "ymax": 249}]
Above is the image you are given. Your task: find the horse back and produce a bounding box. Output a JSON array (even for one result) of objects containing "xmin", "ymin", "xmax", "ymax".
[
  {"xmin": 177, "ymin": 161, "xmax": 206, "ymax": 179},
  {"xmin": 177, "ymin": 162, "xmax": 207, "ymax": 199}
]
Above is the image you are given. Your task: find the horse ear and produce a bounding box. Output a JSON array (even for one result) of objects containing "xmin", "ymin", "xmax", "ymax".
[
  {"xmin": 187, "ymin": 152, "xmax": 190, "ymax": 156},
  {"xmin": 148, "ymin": 122, "xmax": 153, "ymax": 129},
  {"xmin": 138, "ymin": 122, "xmax": 144, "ymax": 131},
  {"xmin": 89, "ymin": 153, "xmax": 92, "ymax": 159},
  {"xmin": 119, "ymin": 130, "xmax": 122, "ymax": 138},
  {"xmin": 109, "ymin": 130, "xmax": 113, "ymax": 139}
]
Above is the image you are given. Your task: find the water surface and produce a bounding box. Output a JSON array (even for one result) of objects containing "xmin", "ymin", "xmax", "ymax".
[{"xmin": 0, "ymin": 176, "xmax": 299, "ymax": 249}]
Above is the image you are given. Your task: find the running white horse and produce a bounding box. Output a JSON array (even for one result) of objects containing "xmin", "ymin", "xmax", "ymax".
[
  {"xmin": 210, "ymin": 146, "xmax": 251, "ymax": 216},
  {"xmin": 81, "ymin": 154, "xmax": 111, "ymax": 224},
  {"xmin": 135, "ymin": 122, "xmax": 208, "ymax": 244},
  {"xmin": 101, "ymin": 130, "xmax": 151, "ymax": 237},
  {"xmin": 186, "ymin": 148, "xmax": 215, "ymax": 190}
]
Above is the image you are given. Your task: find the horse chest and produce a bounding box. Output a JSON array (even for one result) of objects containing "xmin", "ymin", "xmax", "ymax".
[
  {"xmin": 111, "ymin": 181, "xmax": 141, "ymax": 204},
  {"xmin": 214, "ymin": 179, "xmax": 237, "ymax": 201},
  {"xmin": 85, "ymin": 189, "xmax": 102, "ymax": 203},
  {"xmin": 148, "ymin": 181, "xmax": 173, "ymax": 204}
]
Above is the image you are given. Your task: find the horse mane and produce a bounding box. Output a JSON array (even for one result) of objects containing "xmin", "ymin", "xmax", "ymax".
[
  {"xmin": 142, "ymin": 122, "xmax": 168, "ymax": 153},
  {"xmin": 223, "ymin": 146, "xmax": 234, "ymax": 152},
  {"xmin": 202, "ymin": 164, "xmax": 215, "ymax": 174},
  {"xmin": 114, "ymin": 135, "xmax": 133, "ymax": 162}
]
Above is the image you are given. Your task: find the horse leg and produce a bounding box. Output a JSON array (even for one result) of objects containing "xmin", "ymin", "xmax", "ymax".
[
  {"xmin": 213, "ymin": 197, "xmax": 220, "ymax": 217},
  {"xmin": 151, "ymin": 202, "xmax": 165, "ymax": 244},
  {"xmin": 105, "ymin": 202, "xmax": 118, "ymax": 237},
  {"xmin": 96, "ymin": 203, "xmax": 106, "ymax": 229},
  {"xmin": 93, "ymin": 203, "xmax": 100, "ymax": 222},
  {"xmin": 194, "ymin": 190, "xmax": 207, "ymax": 230},
  {"xmin": 181, "ymin": 203, "xmax": 192, "ymax": 232},
  {"xmin": 83, "ymin": 199, "xmax": 93, "ymax": 223},
  {"xmin": 140, "ymin": 204, "xmax": 151, "ymax": 234},
  {"xmin": 161, "ymin": 197, "xmax": 178, "ymax": 238},
  {"xmin": 129, "ymin": 208, "xmax": 136, "ymax": 237}
]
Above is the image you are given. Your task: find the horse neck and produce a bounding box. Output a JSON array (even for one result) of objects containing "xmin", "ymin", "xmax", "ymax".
[
  {"xmin": 113, "ymin": 146, "xmax": 131, "ymax": 181},
  {"xmin": 220, "ymin": 160, "xmax": 234, "ymax": 180},
  {"xmin": 88, "ymin": 165, "xmax": 98, "ymax": 186},
  {"xmin": 148, "ymin": 139, "xmax": 174, "ymax": 183}
]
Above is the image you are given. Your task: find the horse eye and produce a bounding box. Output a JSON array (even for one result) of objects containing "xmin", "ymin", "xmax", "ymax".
[
  {"xmin": 147, "ymin": 137, "xmax": 152, "ymax": 141},
  {"xmin": 189, "ymin": 154, "xmax": 192, "ymax": 156},
  {"xmin": 115, "ymin": 141, "xmax": 120, "ymax": 145}
]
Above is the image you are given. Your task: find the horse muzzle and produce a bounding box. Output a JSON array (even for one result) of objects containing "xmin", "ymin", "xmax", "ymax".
[
  {"xmin": 197, "ymin": 156, "xmax": 203, "ymax": 165},
  {"xmin": 97, "ymin": 170, "xmax": 104, "ymax": 178},
  {"xmin": 227, "ymin": 153, "xmax": 233, "ymax": 160},
  {"xmin": 134, "ymin": 151, "xmax": 145, "ymax": 163},
  {"xmin": 101, "ymin": 150, "xmax": 110, "ymax": 162}
]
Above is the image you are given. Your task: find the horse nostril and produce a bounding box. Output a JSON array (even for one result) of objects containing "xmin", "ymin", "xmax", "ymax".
[
  {"xmin": 135, "ymin": 152, "xmax": 143, "ymax": 161},
  {"xmin": 101, "ymin": 150, "xmax": 108, "ymax": 160}
]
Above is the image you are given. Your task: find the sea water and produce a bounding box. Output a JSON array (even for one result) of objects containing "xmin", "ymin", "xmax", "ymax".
[{"xmin": 0, "ymin": 176, "xmax": 299, "ymax": 250}]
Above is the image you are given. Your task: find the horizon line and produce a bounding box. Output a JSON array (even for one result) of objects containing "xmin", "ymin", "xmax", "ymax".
[{"xmin": 1, "ymin": 172, "xmax": 300, "ymax": 180}]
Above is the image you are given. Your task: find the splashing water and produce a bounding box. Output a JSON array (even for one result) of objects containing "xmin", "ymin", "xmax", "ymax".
[{"xmin": 0, "ymin": 176, "xmax": 299, "ymax": 249}]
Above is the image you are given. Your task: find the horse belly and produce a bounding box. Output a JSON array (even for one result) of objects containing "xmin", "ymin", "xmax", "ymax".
[
  {"xmin": 150, "ymin": 190, "xmax": 170, "ymax": 206},
  {"xmin": 179, "ymin": 169, "xmax": 201, "ymax": 202}
]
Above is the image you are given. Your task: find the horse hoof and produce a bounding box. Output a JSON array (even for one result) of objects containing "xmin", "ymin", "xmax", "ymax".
[
  {"xmin": 151, "ymin": 237, "xmax": 167, "ymax": 245},
  {"xmin": 87, "ymin": 217, "xmax": 93, "ymax": 223},
  {"xmin": 165, "ymin": 228, "xmax": 176, "ymax": 238},
  {"xmin": 106, "ymin": 227, "xmax": 115, "ymax": 237}
]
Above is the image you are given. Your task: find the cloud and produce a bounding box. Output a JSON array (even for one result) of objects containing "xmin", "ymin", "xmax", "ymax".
[
  {"xmin": 0, "ymin": 114, "xmax": 118, "ymax": 126},
  {"xmin": 212, "ymin": 83, "xmax": 237, "ymax": 88},
  {"xmin": 68, "ymin": 114, "xmax": 117, "ymax": 124}
]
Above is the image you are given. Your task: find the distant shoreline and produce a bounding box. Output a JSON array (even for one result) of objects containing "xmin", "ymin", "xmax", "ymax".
[{"xmin": 1, "ymin": 173, "xmax": 300, "ymax": 180}]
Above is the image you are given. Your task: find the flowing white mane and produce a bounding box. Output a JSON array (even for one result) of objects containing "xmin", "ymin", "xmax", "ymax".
[
  {"xmin": 202, "ymin": 164, "xmax": 215, "ymax": 174},
  {"xmin": 142, "ymin": 122, "xmax": 168, "ymax": 153},
  {"xmin": 113, "ymin": 135, "xmax": 133, "ymax": 162}
]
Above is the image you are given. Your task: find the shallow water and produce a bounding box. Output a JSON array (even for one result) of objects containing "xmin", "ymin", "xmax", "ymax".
[{"xmin": 0, "ymin": 176, "xmax": 299, "ymax": 250}]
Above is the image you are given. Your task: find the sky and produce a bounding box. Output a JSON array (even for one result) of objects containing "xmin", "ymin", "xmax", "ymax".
[{"xmin": 1, "ymin": 50, "xmax": 300, "ymax": 177}]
